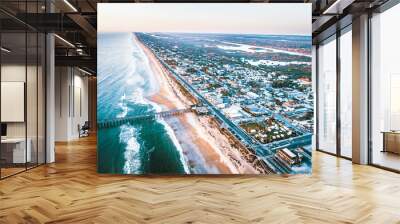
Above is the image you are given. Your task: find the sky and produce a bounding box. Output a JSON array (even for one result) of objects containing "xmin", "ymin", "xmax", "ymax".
[{"xmin": 98, "ymin": 3, "xmax": 311, "ymax": 36}]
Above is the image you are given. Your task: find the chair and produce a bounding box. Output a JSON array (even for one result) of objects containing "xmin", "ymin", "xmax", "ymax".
[{"xmin": 79, "ymin": 121, "xmax": 90, "ymax": 138}]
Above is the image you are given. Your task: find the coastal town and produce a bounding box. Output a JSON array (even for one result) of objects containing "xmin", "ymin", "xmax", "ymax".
[{"xmin": 136, "ymin": 32, "xmax": 313, "ymax": 174}]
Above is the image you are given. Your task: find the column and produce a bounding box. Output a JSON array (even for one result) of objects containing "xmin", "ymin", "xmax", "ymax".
[{"xmin": 352, "ymin": 14, "xmax": 369, "ymax": 164}]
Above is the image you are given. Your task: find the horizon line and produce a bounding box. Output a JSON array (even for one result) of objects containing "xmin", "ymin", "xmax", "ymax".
[{"xmin": 98, "ymin": 31, "xmax": 312, "ymax": 37}]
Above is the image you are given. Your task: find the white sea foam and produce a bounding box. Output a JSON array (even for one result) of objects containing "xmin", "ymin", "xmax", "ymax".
[
  {"xmin": 117, "ymin": 33, "xmax": 189, "ymax": 174},
  {"xmin": 128, "ymin": 89, "xmax": 148, "ymax": 106},
  {"xmin": 130, "ymin": 34, "xmax": 160, "ymax": 96},
  {"xmin": 122, "ymin": 88, "xmax": 188, "ymax": 173},
  {"xmin": 117, "ymin": 94, "xmax": 128, "ymax": 118},
  {"xmin": 157, "ymin": 118, "xmax": 190, "ymax": 174},
  {"xmin": 148, "ymin": 100, "xmax": 163, "ymax": 113},
  {"xmin": 125, "ymin": 72, "xmax": 145, "ymax": 86},
  {"xmin": 119, "ymin": 124, "xmax": 141, "ymax": 174}
]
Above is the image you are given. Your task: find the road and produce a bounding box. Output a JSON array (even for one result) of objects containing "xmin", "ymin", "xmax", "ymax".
[
  {"xmin": 157, "ymin": 58, "xmax": 267, "ymax": 148},
  {"xmin": 152, "ymin": 53, "xmax": 296, "ymax": 174},
  {"xmin": 145, "ymin": 42, "xmax": 311, "ymax": 174}
]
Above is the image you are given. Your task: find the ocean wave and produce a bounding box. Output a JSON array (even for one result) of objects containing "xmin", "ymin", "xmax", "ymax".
[
  {"xmin": 156, "ymin": 118, "xmax": 190, "ymax": 174},
  {"xmin": 119, "ymin": 124, "xmax": 141, "ymax": 174},
  {"xmin": 128, "ymin": 89, "xmax": 149, "ymax": 106},
  {"xmin": 130, "ymin": 34, "xmax": 160, "ymax": 96},
  {"xmin": 131, "ymin": 34, "xmax": 189, "ymax": 173},
  {"xmin": 117, "ymin": 93, "xmax": 128, "ymax": 118},
  {"xmin": 101, "ymin": 33, "xmax": 188, "ymax": 174},
  {"xmin": 126, "ymin": 73, "xmax": 145, "ymax": 86}
]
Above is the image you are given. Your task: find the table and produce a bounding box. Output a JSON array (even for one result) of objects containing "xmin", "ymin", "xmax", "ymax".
[
  {"xmin": 382, "ymin": 131, "xmax": 400, "ymax": 154},
  {"xmin": 1, "ymin": 138, "xmax": 31, "ymax": 163}
]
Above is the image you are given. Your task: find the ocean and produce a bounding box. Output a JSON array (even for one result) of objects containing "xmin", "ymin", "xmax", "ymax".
[{"xmin": 97, "ymin": 33, "xmax": 187, "ymax": 174}]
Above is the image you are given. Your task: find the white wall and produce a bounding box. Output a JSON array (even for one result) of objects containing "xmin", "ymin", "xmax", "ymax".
[
  {"xmin": 1, "ymin": 65, "xmax": 26, "ymax": 139},
  {"xmin": 1, "ymin": 65, "xmax": 41, "ymax": 137},
  {"xmin": 55, "ymin": 66, "xmax": 69, "ymax": 141},
  {"xmin": 55, "ymin": 67, "xmax": 89, "ymax": 141},
  {"xmin": 1, "ymin": 64, "xmax": 46, "ymax": 164},
  {"xmin": 72, "ymin": 73, "xmax": 89, "ymax": 138}
]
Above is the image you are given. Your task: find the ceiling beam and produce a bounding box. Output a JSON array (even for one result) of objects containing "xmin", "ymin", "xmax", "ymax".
[
  {"xmin": 55, "ymin": 55, "xmax": 96, "ymax": 71},
  {"xmin": 323, "ymin": 0, "xmax": 356, "ymax": 14},
  {"xmin": 67, "ymin": 13, "xmax": 97, "ymax": 46}
]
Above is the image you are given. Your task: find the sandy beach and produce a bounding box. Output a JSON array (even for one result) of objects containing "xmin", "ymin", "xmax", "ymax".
[{"xmin": 135, "ymin": 35, "xmax": 258, "ymax": 174}]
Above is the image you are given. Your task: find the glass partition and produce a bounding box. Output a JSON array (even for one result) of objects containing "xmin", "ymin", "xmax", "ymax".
[
  {"xmin": 27, "ymin": 30, "xmax": 38, "ymax": 169},
  {"xmin": 370, "ymin": 3, "xmax": 400, "ymax": 171},
  {"xmin": 1, "ymin": 31, "xmax": 28, "ymax": 177},
  {"xmin": 317, "ymin": 36, "xmax": 337, "ymax": 154},
  {"xmin": 339, "ymin": 27, "xmax": 352, "ymax": 158},
  {"xmin": 0, "ymin": 1, "xmax": 46, "ymax": 179}
]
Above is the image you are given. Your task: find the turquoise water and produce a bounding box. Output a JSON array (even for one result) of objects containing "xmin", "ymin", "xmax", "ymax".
[{"xmin": 97, "ymin": 33, "xmax": 186, "ymax": 174}]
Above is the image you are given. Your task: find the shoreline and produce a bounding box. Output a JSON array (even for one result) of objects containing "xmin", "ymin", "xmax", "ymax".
[{"xmin": 135, "ymin": 34, "xmax": 246, "ymax": 174}]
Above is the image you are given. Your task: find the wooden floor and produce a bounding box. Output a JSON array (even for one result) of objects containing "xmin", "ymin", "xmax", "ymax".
[
  {"xmin": 372, "ymin": 150, "xmax": 400, "ymax": 171},
  {"xmin": 1, "ymin": 135, "xmax": 400, "ymax": 224},
  {"xmin": 0, "ymin": 167, "xmax": 26, "ymax": 178}
]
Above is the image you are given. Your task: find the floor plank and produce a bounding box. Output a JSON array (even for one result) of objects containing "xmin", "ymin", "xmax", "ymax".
[{"xmin": 1, "ymin": 135, "xmax": 400, "ymax": 224}]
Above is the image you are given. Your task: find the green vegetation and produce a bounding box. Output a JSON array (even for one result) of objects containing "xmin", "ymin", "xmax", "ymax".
[{"xmin": 272, "ymin": 80, "xmax": 297, "ymax": 88}]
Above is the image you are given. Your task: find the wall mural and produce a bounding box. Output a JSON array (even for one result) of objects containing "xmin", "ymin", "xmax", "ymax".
[{"xmin": 97, "ymin": 3, "xmax": 313, "ymax": 174}]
